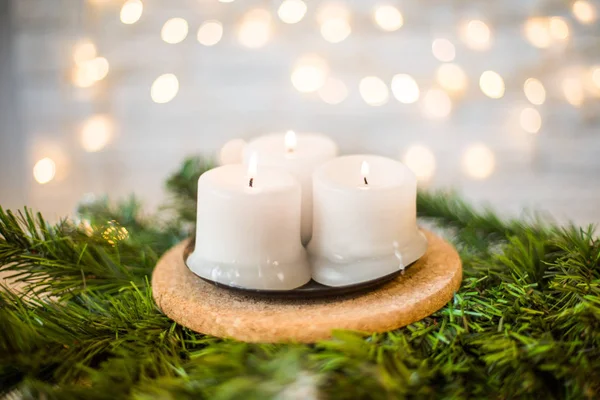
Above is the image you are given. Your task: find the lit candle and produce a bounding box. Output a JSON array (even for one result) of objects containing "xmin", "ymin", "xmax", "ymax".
[
  {"xmin": 308, "ymin": 155, "xmax": 427, "ymax": 287},
  {"xmin": 243, "ymin": 131, "xmax": 338, "ymax": 244},
  {"xmin": 187, "ymin": 158, "xmax": 311, "ymax": 290}
]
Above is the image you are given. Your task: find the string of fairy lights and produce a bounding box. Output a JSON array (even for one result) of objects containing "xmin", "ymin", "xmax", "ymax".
[{"xmin": 32, "ymin": 0, "xmax": 600, "ymax": 189}]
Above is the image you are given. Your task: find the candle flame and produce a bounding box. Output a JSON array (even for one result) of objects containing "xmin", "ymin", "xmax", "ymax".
[
  {"xmin": 285, "ymin": 130, "xmax": 297, "ymax": 152},
  {"xmin": 248, "ymin": 153, "xmax": 258, "ymax": 187},
  {"xmin": 361, "ymin": 161, "xmax": 370, "ymax": 185}
]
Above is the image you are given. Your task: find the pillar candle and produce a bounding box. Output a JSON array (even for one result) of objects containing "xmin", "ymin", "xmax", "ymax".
[
  {"xmin": 243, "ymin": 131, "xmax": 338, "ymax": 244},
  {"xmin": 187, "ymin": 160, "xmax": 311, "ymax": 290},
  {"xmin": 307, "ymin": 155, "xmax": 428, "ymax": 287}
]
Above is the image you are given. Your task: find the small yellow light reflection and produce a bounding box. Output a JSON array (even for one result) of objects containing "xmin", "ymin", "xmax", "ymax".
[
  {"xmin": 73, "ymin": 40, "xmax": 97, "ymax": 66},
  {"xmin": 435, "ymin": 63, "xmax": 467, "ymax": 96},
  {"xmin": 197, "ymin": 20, "xmax": 223, "ymax": 46},
  {"xmin": 318, "ymin": 77, "xmax": 348, "ymax": 104},
  {"xmin": 81, "ymin": 115, "xmax": 112, "ymax": 152},
  {"xmin": 359, "ymin": 76, "xmax": 389, "ymax": 106},
  {"xmin": 431, "ymin": 38, "xmax": 455, "ymax": 62},
  {"xmin": 462, "ymin": 144, "xmax": 495, "ymax": 180},
  {"xmin": 421, "ymin": 89, "xmax": 452, "ymax": 119},
  {"xmin": 161, "ymin": 18, "xmax": 189, "ymax": 44},
  {"xmin": 33, "ymin": 158, "xmax": 56, "ymax": 184},
  {"xmin": 374, "ymin": 5, "xmax": 403, "ymax": 32},
  {"xmin": 479, "ymin": 71, "xmax": 505, "ymax": 99},
  {"xmin": 520, "ymin": 107, "xmax": 542, "ymax": 134},
  {"xmin": 238, "ymin": 9, "xmax": 272, "ymax": 48},
  {"xmin": 523, "ymin": 78, "xmax": 546, "ymax": 105},
  {"xmin": 102, "ymin": 224, "xmax": 129, "ymax": 246},
  {"xmin": 572, "ymin": 0, "xmax": 597, "ymax": 25},
  {"xmin": 524, "ymin": 17, "xmax": 552, "ymax": 49},
  {"xmin": 320, "ymin": 18, "xmax": 351, "ymax": 43},
  {"xmin": 562, "ymin": 77, "xmax": 584, "ymax": 107},
  {"xmin": 278, "ymin": 0, "xmax": 307, "ymax": 24},
  {"xmin": 151, "ymin": 73, "xmax": 179, "ymax": 104},
  {"xmin": 391, "ymin": 74, "xmax": 420, "ymax": 104},
  {"xmin": 403, "ymin": 145, "xmax": 436, "ymax": 182},
  {"xmin": 461, "ymin": 20, "xmax": 491, "ymax": 51},
  {"xmin": 120, "ymin": 0, "xmax": 143, "ymax": 25},
  {"xmin": 549, "ymin": 17, "xmax": 569, "ymax": 41},
  {"xmin": 291, "ymin": 54, "xmax": 328, "ymax": 93}
]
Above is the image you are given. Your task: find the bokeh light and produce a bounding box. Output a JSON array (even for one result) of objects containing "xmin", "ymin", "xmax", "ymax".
[
  {"xmin": 461, "ymin": 19, "xmax": 491, "ymax": 51},
  {"xmin": 359, "ymin": 76, "xmax": 389, "ymax": 106},
  {"xmin": 81, "ymin": 115, "xmax": 113, "ymax": 152},
  {"xmin": 592, "ymin": 67, "xmax": 600, "ymax": 89},
  {"xmin": 524, "ymin": 17, "xmax": 552, "ymax": 49},
  {"xmin": 374, "ymin": 5, "xmax": 403, "ymax": 32},
  {"xmin": 238, "ymin": 9, "xmax": 272, "ymax": 48},
  {"xmin": 318, "ymin": 77, "xmax": 348, "ymax": 104},
  {"xmin": 317, "ymin": 2, "xmax": 350, "ymax": 24},
  {"xmin": 73, "ymin": 39, "xmax": 97, "ymax": 65},
  {"xmin": 197, "ymin": 20, "xmax": 223, "ymax": 46},
  {"xmin": 88, "ymin": 57, "xmax": 109, "ymax": 81},
  {"xmin": 435, "ymin": 63, "xmax": 468, "ymax": 96},
  {"xmin": 161, "ymin": 18, "xmax": 189, "ymax": 44},
  {"xmin": 391, "ymin": 74, "xmax": 420, "ymax": 104},
  {"xmin": 479, "ymin": 71, "xmax": 505, "ymax": 99},
  {"xmin": 421, "ymin": 89, "xmax": 452, "ymax": 119},
  {"xmin": 403, "ymin": 145, "xmax": 436, "ymax": 182},
  {"xmin": 562, "ymin": 77, "xmax": 584, "ymax": 107},
  {"xmin": 572, "ymin": 0, "xmax": 597, "ymax": 25},
  {"xmin": 520, "ymin": 107, "xmax": 542, "ymax": 134},
  {"xmin": 72, "ymin": 57, "xmax": 109, "ymax": 87},
  {"xmin": 277, "ymin": 0, "xmax": 307, "ymax": 24},
  {"xmin": 151, "ymin": 73, "xmax": 179, "ymax": 104},
  {"xmin": 523, "ymin": 78, "xmax": 546, "ymax": 105},
  {"xmin": 320, "ymin": 18, "xmax": 351, "ymax": 43},
  {"xmin": 33, "ymin": 158, "xmax": 56, "ymax": 184},
  {"xmin": 549, "ymin": 17, "xmax": 569, "ymax": 41},
  {"xmin": 291, "ymin": 54, "xmax": 328, "ymax": 93},
  {"xmin": 431, "ymin": 38, "xmax": 455, "ymax": 62},
  {"xmin": 462, "ymin": 144, "xmax": 495, "ymax": 180},
  {"xmin": 120, "ymin": 0, "xmax": 143, "ymax": 25}
]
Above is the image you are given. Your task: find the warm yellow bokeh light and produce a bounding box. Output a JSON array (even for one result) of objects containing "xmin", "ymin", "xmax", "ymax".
[
  {"xmin": 89, "ymin": 57, "xmax": 109, "ymax": 81},
  {"xmin": 549, "ymin": 17, "xmax": 569, "ymax": 41},
  {"xmin": 462, "ymin": 144, "xmax": 495, "ymax": 180},
  {"xmin": 524, "ymin": 17, "xmax": 552, "ymax": 48},
  {"xmin": 238, "ymin": 9, "xmax": 272, "ymax": 48},
  {"xmin": 317, "ymin": 2, "xmax": 350, "ymax": 24},
  {"xmin": 391, "ymin": 74, "xmax": 420, "ymax": 104},
  {"xmin": 374, "ymin": 5, "xmax": 404, "ymax": 32},
  {"xmin": 81, "ymin": 115, "xmax": 113, "ymax": 152},
  {"xmin": 197, "ymin": 20, "xmax": 223, "ymax": 46},
  {"xmin": 318, "ymin": 77, "xmax": 348, "ymax": 104},
  {"xmin": 403, "ymin": 145, "xmax": 436, "ymax": 182},
  {"xmin": 120, "ymin": 0, "xmax": 143, "ymax": 25},
  {"xmin": 562, "ymin": 77, "xmax": 584, "ymax": 107},
  {"xmin": 572, "ymin": 0, "xmax": 597, "ymax": 25},
  {"xmin": 592, "ymin": 67, "xmax": 600, "ymax": 89},
  {"xmin": 161, "ymin": 18, "xmax": 189, "ymax": 44},
  {"xmin": 435, "ymin": 63, "xmax": 468, "ymax": 95},
  {"xmin": 33, "ymin": 158, "xmax": 56, "ymax": 184},
  {"xmin": 320, "ymin": 18, "xmax": 351, "ymax": 43},
  {"xmin": 73, "ymin": 40, "xmax": 97, "ymax": 66},
  {"xmin": 151, "ymin": 73, "xmax": 179, "ymax": 104},
  {"xmin": 291, "ymin": 55, "xmax": 328, "ymax": 93},
  {"xmin": 72, "ymin": 65, "xmax": 96, "ymax": 88},
  {"xmin": 431, "ymin": 38, "xmax": 455, "ymax": 62},
  {"xmin": 421, "ymin": 89, "xmax": 452, "ymax": 119},
  {"xmin": 359, "ymin": 76, "xmax": 389, "ymax": 106},
  {"xmin": 524, "ymin": 78, "xmax": 546, "ymax": 105},
  {"xmin": 461, "ymin": 19, "xmax": 491, "ymax": 51},
  {"xmin": 479, "ymin": 71, "xmax": 505, "ymax": 99},
  {"xmin": 277, "ymin": 0, "xmax": 307, "ymax": 24},
  {"xmin": 520, "ymin": 107, "xmax": 542, "ymax": 134}
]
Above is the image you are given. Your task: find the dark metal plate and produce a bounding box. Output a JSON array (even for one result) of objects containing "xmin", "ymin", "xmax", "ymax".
[{"xmin": 183, "ymin": 239, "xmax": 413, "ymax": 298}]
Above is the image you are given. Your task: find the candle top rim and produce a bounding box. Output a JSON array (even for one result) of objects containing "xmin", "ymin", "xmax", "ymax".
[
  {"xmin": 244, "ymin": 132, "xmax": 338, "ymax": 161},
  {"xmin": 314, "ymin": 154, "xmax": 416, "ymax": 190},
  {"xmin": 198, "ymin": 164, "xmax": 299, "ymax": 194}
]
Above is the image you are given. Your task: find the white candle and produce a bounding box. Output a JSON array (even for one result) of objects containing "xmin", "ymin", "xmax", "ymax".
[
  {"xmin": 187, "ymin": 159, "xmax": 311, "ymax": 290},
  {"xmin": 243, "ymin": 131, "xmax": 338, "ymax": 244},
  {"xmin": 307, "ymin": 155, "xmax": 428, "ymax": 287}
]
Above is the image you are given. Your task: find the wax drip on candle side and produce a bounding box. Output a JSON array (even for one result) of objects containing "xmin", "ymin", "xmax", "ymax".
[
  {"xmin": 361, "ymin": 161, "xmax": 370, "ymax": 185},
  {"xmin": 285, "ymin": 130, "xmax": 297, "ymax": 153},
  {"xmin": 248, "ymin": 153, "xmax": 258, "ymax": 188}
]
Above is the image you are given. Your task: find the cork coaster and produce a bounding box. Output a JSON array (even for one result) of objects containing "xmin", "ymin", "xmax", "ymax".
[{"xmin": 152, "ymin": 230, "xmax": 462, "ymax": 343}]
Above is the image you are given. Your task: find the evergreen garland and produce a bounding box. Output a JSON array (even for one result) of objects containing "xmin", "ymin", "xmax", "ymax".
[{"xmin": 1, "ymin": 156, "xmax": 599, "ymax": 399}]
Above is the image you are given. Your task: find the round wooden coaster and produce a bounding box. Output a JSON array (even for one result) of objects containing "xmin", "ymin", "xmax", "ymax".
[{"xmin": 152, "ymin": 230, "xmax": 462, "ymax": 343}]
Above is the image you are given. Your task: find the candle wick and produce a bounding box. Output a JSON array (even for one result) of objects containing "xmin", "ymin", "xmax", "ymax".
[
  {"xmin": 364, "ymin": 176, "xmax": 369, "ymax": 185},
  {"xmin": 249, "ymin": 177, "xmax": 254, "ymax": 188}
]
